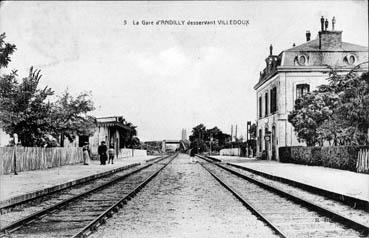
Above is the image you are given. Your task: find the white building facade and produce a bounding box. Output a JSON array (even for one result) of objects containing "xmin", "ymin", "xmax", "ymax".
[{"xmin": 254, "ymin": 17, "xmax": 368, "ymax": 160}]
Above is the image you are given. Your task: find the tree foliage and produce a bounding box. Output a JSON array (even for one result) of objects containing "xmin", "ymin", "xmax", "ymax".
[
  {"xmin": 288, "ymin": 63, "xmax": 369, "ymax": 146},
  {"xmin": 123, "ymin": 121, "xmax": 138, "ymax": 148},
  {"xmin": 0, "ymin": 33, "xmax": 16, "ymax": 68},
  {"xmin": 51, "ymin": 90, "xmax": 96, "ymax": 145},
  {"xmin": 0, "ymin": 67, "xmax": 55, "ymax": 146},
  {"xmin": 189, "ymin": 124, "xmax": 231, "ymax": 153},
  {"xmin": 0, "ymin": 33, "xmax": 96, "ymax": 147}
]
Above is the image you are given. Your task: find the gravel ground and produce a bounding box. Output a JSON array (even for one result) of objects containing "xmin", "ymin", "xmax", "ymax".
[
  {"xmin": 90, "ymin": 154, "xmax": 278, "ymax": 238},
  {"xmin": 221, "ymin": 163, "xmax": 369, "ymax": 226}
]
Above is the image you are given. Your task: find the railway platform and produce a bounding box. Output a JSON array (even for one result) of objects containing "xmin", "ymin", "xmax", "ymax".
[
  {"xmin": 0, "ymin": 155, "xmax": 159, "ymax": 210},
  {"xmin": 210, "ymin": 155, "xmax": 369, "ymax": 204}
]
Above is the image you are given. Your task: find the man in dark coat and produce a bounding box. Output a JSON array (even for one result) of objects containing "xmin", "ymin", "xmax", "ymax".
[{"xmin": 98, "ymin": 141, "xmax": 108, "ymax": 165}]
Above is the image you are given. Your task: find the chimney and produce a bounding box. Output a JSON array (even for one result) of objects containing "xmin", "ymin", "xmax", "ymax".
[
  {"xmin": 318, "ymin": 17, "xmax": 342, "ymax": 49},
  {"xmin": 269, "ymin": 44, "xmax": 273, "ymax": 55},
  {"xmin": 324, "ymin": 18, "xmax": 329, "ymax": 31},
  {"xmin": 306, "ymin": 30, "xmax": 311, "ymax": 41},
  {"xmin": 320, "ymin": 16, "xmax": 324, "ymax": 31}
]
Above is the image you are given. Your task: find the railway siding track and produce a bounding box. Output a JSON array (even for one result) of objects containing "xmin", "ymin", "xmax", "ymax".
[
  {"xmin": 0, "ymin": 159, "xmax": 167, "ymax": 228},
  {"xmin": 1, "ymin": 154, "xmax": 177, "ymax": 238},
  {"xmin": 198, "ymin": 162, "xmax": 288, "ymax": 238},
  {"xmin": 0, "ymin": 156, "xmax": 164, "ymax": 230},
  {"xmin": 71, "ymin": 155, "xmax": 177, "ymax": 238},
  {"xmin": 206, "ymin": 155, "xmax": 369, "ymax": 211},
  {"xmin": 0, "ymin": 162, "xmax": 146, "ymax": 215},
  {"xmin": 201, "ymin": 155, "xmax": 369, "ymax": 226},
  {"xmin": 197, "ymin": 155, "xmax": 369, "ymax": 237}
]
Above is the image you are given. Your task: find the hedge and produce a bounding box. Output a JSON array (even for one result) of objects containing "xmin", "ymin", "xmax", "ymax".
[{"xmin": 279, "ymin": 146, "xmax": 369, "ymax": 173}]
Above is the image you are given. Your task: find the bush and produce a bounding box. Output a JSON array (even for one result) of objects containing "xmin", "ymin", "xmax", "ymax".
[{"xmin": 279, "ymin": 146, "xmax": 369, "ymax": 173}]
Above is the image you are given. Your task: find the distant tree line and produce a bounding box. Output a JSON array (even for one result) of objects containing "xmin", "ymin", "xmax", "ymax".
[
  {"xmin": 188, "ymin": 123, "xmax": 257, "ymax": 154},
  {"xmin": 288, "ymin": 63, "xmax": 369, "ymax": 146},
  {"xmin": 189, "ymin": 124, "xmax": 231, "ymax": 153}
]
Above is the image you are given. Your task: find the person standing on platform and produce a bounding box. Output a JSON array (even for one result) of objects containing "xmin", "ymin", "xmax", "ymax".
[
  {"xmin": 108, "ymin": 145, "xmax": 115, "ymax": 164},
  {"xmin": 98, "ymin": 141, "xmax": 108, "ymax": 165},
  {"xmin": 82, "ymin": 142, "xmax": 91, "ymax": 165},
  {"xmin": 189, "ymin": 147, "xmax": 196, "ymax": 163}
]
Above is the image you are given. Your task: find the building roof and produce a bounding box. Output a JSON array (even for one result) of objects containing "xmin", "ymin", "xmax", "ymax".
[
  {"xmin": 96, "ymin": 116, "xmax": 132, "ymax": 130},
  {"xmin": 285, "ymin": 38, "xmax": 368, "ymax": 52},
  {"xmin": 254, "ymin": 24, "xmax": 368, "ymax": 90}
]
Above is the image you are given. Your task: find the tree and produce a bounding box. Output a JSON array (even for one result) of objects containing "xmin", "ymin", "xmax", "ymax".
[
  {"xmin": 326, "ymin": 65, "xmax": 369, "ymax": 145},
  {"xmin": 189, "ymin": 124, "xmax": 231, "ymax": 153},
  {"xmin": 288, "ymin": 91, "xmax": 331, "ymax": 146},
  {"xmin": 189, "ymin": 124, "xmax": 208, "ymax": 153},
  {"xmin": 0, "ymin": 33, "xmax": 98, "ymax": 147},
  {"xmin": 0, "ymin": 33, "xmax": 16, "ymax": 68},
  {"xmin": 121, "ymin": 121, "xmax": 139, "ymax": 148},
  {"xmin": 288, "ymin": 63, "xmax": 369, "ymax": 146},
  {"xmin": 247, "ymin": 123, "xmax": 257, "ymax": 155},
  {"xmin": 51, "ymin": 89, "xmax": 96, "ymax": 146},
  {"xmin": 0, "ymin": 67, "xmax": 55, "ymax": 146}
]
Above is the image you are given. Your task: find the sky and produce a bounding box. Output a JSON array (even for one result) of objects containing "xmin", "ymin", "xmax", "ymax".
[{"xmin": 0, "ymin": 1, "xmax": 368, "ymax": 141}]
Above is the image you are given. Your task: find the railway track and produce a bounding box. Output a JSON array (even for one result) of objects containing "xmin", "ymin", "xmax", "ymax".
[
  {"xmin": 1, "ymin": 153, "xmax": 177, "ymax": 238},
  {"xmin": 0, "ymin": 161, "xmax": 156, "ymax": 220},
  {"xmin": 196, "ymin": 155, "xmax": 369, "ymax": 238}
]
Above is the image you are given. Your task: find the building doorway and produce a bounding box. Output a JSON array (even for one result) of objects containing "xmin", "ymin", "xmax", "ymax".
[
  {"xmin": 272, "ymin": 126, "xmax": 276, "ymax": 160},
  {"xmin": 79, "ymin": 135, "xmax": 89, "ymax": 147},
  {"xmin": 264, "ymin": 127, "xmax": 269, "ymax": 160}
]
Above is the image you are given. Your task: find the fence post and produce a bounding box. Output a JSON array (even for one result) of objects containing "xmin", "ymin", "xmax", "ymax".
[
  {"xmin": 13, "ymin": 147, "xmax": 17, "ymax": 175},
  {"xmin": 13, "ymin": 134, "xmax": 18, "ymax": 175}
]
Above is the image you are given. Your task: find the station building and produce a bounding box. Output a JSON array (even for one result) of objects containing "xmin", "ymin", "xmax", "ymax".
[
  {"xmin": 86, "ymin": 116, "xmax": 133, "ymax": 158},
  {"xmin": 0, "ymin": 116, "xmax": 133, "ymax": 158},
  {"xmin": 254, "ymin": 17, "xmax": 368, "ymax": 160}
]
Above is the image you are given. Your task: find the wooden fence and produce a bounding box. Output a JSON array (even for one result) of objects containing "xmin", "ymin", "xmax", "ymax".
[
  {"xmin": 357, "ymin": 148, "xmax": 369, "ymax": 173},
  {"xmin": 0, "ymin": 147, "xmax": 83, "ymax": 175}
]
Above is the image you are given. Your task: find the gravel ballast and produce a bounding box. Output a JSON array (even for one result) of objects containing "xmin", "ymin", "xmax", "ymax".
[{"xmin": 91, "ymin": 154, "xmax": 278, "ymax": 238}]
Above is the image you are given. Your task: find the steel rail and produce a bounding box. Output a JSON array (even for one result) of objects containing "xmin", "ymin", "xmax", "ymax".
[
  {"xmin": 208, "ymin": 155, "xmax": 368, "ymax": 210},
  {"xmin": 71, "ymin": 153, "xmax": 178, "ymax": 238},
  {"xmin": 0, "ymin": 154, "xmax": 171, "ymax": 235},
  {"xmin": 0, "ymin": 156, "xmax": 164, "ymax": 214},
  {"xmin": 0, "ymin": 162, "xmax": 142, "ymax": 215},
  {"xmin": 197, "ymin": 155, "xmax": 369, "ymax": 236},
  {"xmin": 198, "ymin": 160, "xmax": 289, "ymax": 238}
]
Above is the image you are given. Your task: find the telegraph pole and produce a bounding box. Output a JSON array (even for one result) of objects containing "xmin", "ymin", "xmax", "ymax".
[{"xmin": 231, "ymin": 125, "xmax": 233, "ymax": 148}]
